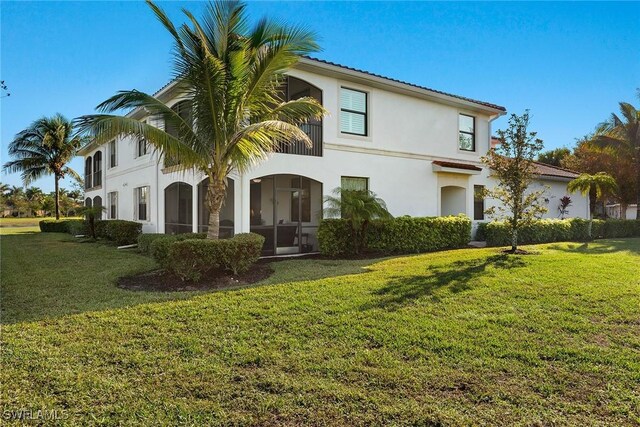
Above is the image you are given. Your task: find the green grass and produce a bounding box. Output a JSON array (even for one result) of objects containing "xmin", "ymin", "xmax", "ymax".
[
  {"xmin": 2, "ymin": 233, "xmax": 639, "ymax": 426},
  {"xmin": 0, "ymin": 216, "xmax": 81, "ymax": 228}
]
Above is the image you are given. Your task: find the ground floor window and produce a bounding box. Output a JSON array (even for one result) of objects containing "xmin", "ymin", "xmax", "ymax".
[
  {"xmin": 93, "ymin": 196, "xmax": 102, "ymax": 219},
  {"xmin": 474, "ymin": 185, "xmax": 485, "ymax": 220},
  {"xmin": 165, "ymin": 182, "xmax": 193, "ymax": 234},
  {"xmin": 135, "ymin": 186, "xmax": 149, "ymax": 221},
  {"xmin": 108, "ymin": 192, "xmax": 118, "ymax": 219},
  {"xmin": 341, "ymin": 176, "xmax": 369, "ymax": 192},
  {"xmin": 85, "ymin": 197, "xmax": 92, "ymax": 207}
]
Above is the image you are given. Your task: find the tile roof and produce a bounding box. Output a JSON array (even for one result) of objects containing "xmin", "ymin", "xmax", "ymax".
[
  {"xmin": 432, "ymin": 160, "xmax": 482, "ymax": 171},
  {"xmin": 303, "ymin": 56, "xmax": 506, "ymax": 112},
  {"xmin": 532, "ymin": 161, "xmax": 579, "ymax": 179}
]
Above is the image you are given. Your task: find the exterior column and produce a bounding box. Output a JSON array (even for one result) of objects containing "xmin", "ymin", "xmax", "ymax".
[
  {"xmin": 239, "ymin": 175, "xmax": 250, "ymax": 234},
  {"xmin": 192, "ymin": 181, "xmax": 199, "ymax": 233}
]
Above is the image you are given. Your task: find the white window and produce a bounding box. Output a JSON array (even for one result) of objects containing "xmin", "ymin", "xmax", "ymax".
[
  {"xmin": 459, "ymin": 114, "xmax": 475, "ymax": 151},
  {"xmin": 108, "ymin": 191, "xmax": 118, "ymax": 219},
  {"xmin": 109, "ymin": 140, "xmax": 117, "ymax": 168},
  {"xmin": 134, "ymin": 186, "xmax": 150, "ymax": 221},
  {"xmin": 340, "ymin": 87, "xmax": 368, "ymax": 136}
]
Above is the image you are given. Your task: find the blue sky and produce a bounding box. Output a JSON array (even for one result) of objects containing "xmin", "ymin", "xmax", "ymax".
[{"xmin": 1, "ymin": 1, "xmax": 638, "ymax": 192}]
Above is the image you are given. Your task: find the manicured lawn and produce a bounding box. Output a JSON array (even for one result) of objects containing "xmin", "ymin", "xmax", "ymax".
[{"xmin": 2, "ymin": 233, "xmax": 639, "ymax": 425}]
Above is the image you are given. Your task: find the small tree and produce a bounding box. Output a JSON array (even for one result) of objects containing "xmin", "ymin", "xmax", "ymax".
[
  {"xmin": 481, "ymin": 111, "xmax": 547, "ymax": 252},
  {"xmin": 558, "ymin": 195, "xmax": 572, "ymax": 219},
  {"xmin": 78, "ymin": 205, "xmax": 106, "ymax": 239},
  {"xmin": 324, "ymin": 188, "xmax": 392, "ymax": 254},
  {"xmin": 567, "ymin": 172, "xmax": 617, "ymax": 237}
]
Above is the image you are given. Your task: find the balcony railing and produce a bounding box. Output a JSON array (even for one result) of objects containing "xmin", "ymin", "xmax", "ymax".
[{"xmin": 277, "ymin": 122, "xmax": 322, "ymax": 157}]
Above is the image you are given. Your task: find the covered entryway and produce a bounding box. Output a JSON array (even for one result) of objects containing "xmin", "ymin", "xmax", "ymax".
[
  {"xmin": 249, "ymin": 174, "xmax": 322, "ymax": 255},
  {"xmin": 164, "ymin": 182, "xmax": 193, "ymax": 234}
]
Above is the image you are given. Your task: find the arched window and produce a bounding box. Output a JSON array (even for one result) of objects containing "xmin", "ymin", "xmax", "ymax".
[
  {"xmin": 164, "ymin": 100, "xmax": 193, "ymax": 167},
  {"xmin": 85, "ymin": 197, "xmax": 92, "ymax": 207},
  {"xmin": 165, "ymin": 182, "xmax": 193, "ymax": 234},
  {"xmin": 93, "ymin": 196, "xmax": 102, "ymax": 220},
  {"xmin": 84, "ymin": 157, "xmax": 92, "ymax": 189},
  {"xmin": 93, "ymin": 151, "xmax": 102, "ymax": 187}
]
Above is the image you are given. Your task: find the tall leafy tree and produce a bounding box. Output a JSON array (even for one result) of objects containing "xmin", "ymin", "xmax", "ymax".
[
  {"xmin": 76, "ymin": 0, "xmax": 326, "ymax": 239},
  {"xmin": 324, "ymin": 188, "xmax": 392, "ymax": 254},
  {"xmin": 537, "ymin": 147, "xmax": 571, "ymax": 167},
  {"xmin": 3, "ymin": 114, "xmax": 84, "ymax": 219},
  {"xmin": 590, "ymin": 90, "xmax": 640, "ymax": 219},
  {"xmin": 568, "ymin": 172, "xmax": 618, "ymax": 237},
  {"xmin": 481, "ymin": 111, "xmax": 547, "ymax": 252}
]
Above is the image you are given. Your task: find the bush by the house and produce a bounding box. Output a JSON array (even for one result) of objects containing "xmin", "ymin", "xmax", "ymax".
[
  {"xmin": 66, "ymin": 220, "xmax": 88, "ymax": 236},
  {"xmin": 474, "ymin": 222, "xmax": 488, "ymax": 241},
  {"xmin": 148, "ymin": 233, "xmax": 207, "ymax": 267},
  {"xmin": 318, "ymin": 215, "xmax": 472, "ymax": 257},
  {"xmin": 102, "ymin": 220, "xmax": 143, "ymax": 245},
  {"xmin": 482, "ymin": 218, "xmax": 640, "ymax": 246},
  {"xmin": 39, "ymin": 219, "xmax": 75, "ymax": 233},
  {"xmin": 167, "ymin": 233, "xmax": 265, "ymax": 281}
]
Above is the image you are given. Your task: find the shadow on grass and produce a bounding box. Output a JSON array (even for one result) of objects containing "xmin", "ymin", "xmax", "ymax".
[
  {"xmin": 547, "ymin": 238, "xmax": 640, "ymax": 255},
  {"xmin": 363, "ymin": 254, "xmax": 526, "ymax": 310}
]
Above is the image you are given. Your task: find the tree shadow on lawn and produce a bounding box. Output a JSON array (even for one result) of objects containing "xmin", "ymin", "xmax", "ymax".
[
  {"xmin": 546, "ymin": 238, "xmax": 640, "ymax": 255},
  {"xmin": 363, "ymin": 254, "xmax": 526, "ymax": 310}
]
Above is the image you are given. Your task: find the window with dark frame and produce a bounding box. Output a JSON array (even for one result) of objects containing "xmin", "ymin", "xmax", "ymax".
[
  {"xmin": 340, "ymin": 87, "xmax": 368, "ymax": 136},
  {"xmin": 109, "ymin": 140, "xmax": 117, "ymax": 168},
  {"xmin": 291, "ymin": 177, "xmax": 311, "ymax": 222},
  {"xmin": 474, "ymin": 185, "xmax": 485, "ymax": 220},
  {"xmin": 137, "ymin": 136, "xmax": 148, "ymax": 157},
  {"xmin": 135, "ymin": 186, "xmax": 149, "ymax": 221},
  {"xmin": 93, "ymin": 151, "xmax": 102, "ymax": 187},
  {"xmin": 84, "ymin": 157, "xmax": 92, "ymax": 189},
  {"xmin": 458, "ymin": 114, "xmax": 475, "ymax": 151}
]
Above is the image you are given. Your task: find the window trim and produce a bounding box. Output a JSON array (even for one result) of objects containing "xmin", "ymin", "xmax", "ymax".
[
  {"xmin": 134, "ymin": 186, "xmax": 150, "ymax": 222},
  {"xmin": 473, "ymin": 185, "xmax": 485, "ymax": 221},
  {"xmin": 108, "ymin": 191, "xmax": 118, "ymax": 219},
  {"xmin": 339, "ymin": 87, "xmax": 368, "ymax": 137},
  {"xmin": 340, "ymin": 176, "xmax": 369, "ymax": 192},
  {"xmin": 458, "ymin": 113, "xmax": 476, "ymax": 152},
  {"xmin": 108, "ymin": 140, "xmax": 117, "ymax": 168}
]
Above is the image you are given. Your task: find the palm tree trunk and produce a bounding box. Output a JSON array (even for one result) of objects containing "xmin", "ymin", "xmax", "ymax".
[
  {"xmin": 54, "ymin": 175, "xmax": 60, "ymax": 220},
  {"xmin": 206, "ymin": 175, "xmax": 227, "ymax": 240}
]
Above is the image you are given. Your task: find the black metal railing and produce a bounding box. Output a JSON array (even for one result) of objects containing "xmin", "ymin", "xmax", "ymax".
[{"xmin": 277, "ymin": 122, "xmax": 322, "ymax": 157}]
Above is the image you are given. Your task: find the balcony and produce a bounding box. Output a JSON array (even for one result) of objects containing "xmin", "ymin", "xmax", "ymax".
[
  {"xmin": 277, "ymin": 122, "xmax": 322, "ymax": 157},
  {"xmin": 276, "ymin": 76, "xmax": 323, "ymax": 157}
]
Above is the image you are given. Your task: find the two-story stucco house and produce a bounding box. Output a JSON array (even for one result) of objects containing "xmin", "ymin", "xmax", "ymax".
[{"xmin": 79, "ymin": 57, "xmax": 589, "ymax": 255}]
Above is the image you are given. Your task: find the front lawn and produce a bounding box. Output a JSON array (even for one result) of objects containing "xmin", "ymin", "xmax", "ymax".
[{"xmin": 2, "ymin": 233, "xmax": 639, "ymax": 425}]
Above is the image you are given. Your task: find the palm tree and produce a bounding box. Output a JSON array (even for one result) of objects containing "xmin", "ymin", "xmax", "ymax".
[
  {"xmin": 591, "ymin": 90, "xmax": 640, "ymax": 219},
  {"xmin": 3, "ymin": 114, "xmax": 84, "ymax": 219},
  {"xmin": 324, "ymin": 188, "xmax": 392, "ymax": 254},
  {"xmin": 76, "ymin": 0, "xmax": 326, "ymax": 239},
  {"xmin": 568, "ymin": 172, "xmax": 618, "ymax": 238}
]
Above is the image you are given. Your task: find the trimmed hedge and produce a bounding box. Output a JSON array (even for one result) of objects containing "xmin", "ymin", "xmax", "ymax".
[
  {"xmin": 40, "ymin": 218, "xmax": 141, "ymax": 245},
  {"xmin": 318, "ymin": 215, "xmax": 472, "ymax": 257},
  {"xmin": 167, "ymin": 233, "xmax": 265, "ymax": 281},
  {"xmin": 483, "ymin": 218, "xmax": 640, "ymax": 246},
  {"xmin": 39, "ymin": 219, "xmax": 77, "ymax": 233},
  {"xmin": 148, "ymin": 233, "xmax": 207, "ymax": 267}
]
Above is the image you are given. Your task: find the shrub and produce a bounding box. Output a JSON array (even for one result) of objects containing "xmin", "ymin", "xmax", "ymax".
[
  {"xmin": 66, "ymin": 220, "xmax": 88, "ymax": 236},
  {"xmin": 318, "ymin": 215, "xmax": 471, "ymax": 257},
  {"xmin": 138, "ymin": 234, "xmax": 166, "ymax": 254},
  {"xmin": 484, "ymin": 220, "xmax": 572, "ymax": 247},
  {"xmin": 602, "ymin": 219, "xmax": 640, "ymax": 238},
  {"xmin": 475, "ymin": 222, "xmax": 488, "ymax": 241},
  {"xmin": 148, "ymin": 233, "xmax": 207, "ymax": 267},
  {"xmin": 103, "ymin": 220, "xmax": 142, "ymax": 245},
  {"xmin": 39, "ymin": 219, "xmax": 74, "ymax": 233},
  {"xmin": 167, "ymin": 233, "xmax": 264, "ymax": 281}
]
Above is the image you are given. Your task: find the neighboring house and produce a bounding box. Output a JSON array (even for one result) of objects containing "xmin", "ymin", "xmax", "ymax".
[
  {"xmin": 79, "ymin": 57, "xmax": 589, "ymax": 255},
  {"xmin": 606, "ymin": 203, "xmax": 638, "ymax": 220}
]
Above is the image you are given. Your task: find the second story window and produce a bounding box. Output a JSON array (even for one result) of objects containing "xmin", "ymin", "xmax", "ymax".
[
  {"xmin": 340, "ymin": 87, "xmax": 368, "ymax": 136},
  {"xmin": 459, "ymin": 114, "xmax": 475, "ymax": 151},
  {"xmin": 137, "ymin": 135, "xmax": 148, "ymax": 158},
  {"xmin": 84, "ymin": 157, "xmax": 92, "ymax": 189},
  {"xmin": 109, "ymin": 140, "xmax": 117, "ymax": 168},
  {"xmin": 93, "ymin": 151, "xmax": 102, "ymax": 187}
]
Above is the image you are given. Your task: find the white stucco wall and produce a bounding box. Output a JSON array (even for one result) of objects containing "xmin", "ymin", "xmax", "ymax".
[{"xmin": 81, "ymin": 63, "xmax": 590, "ymax": 238}]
